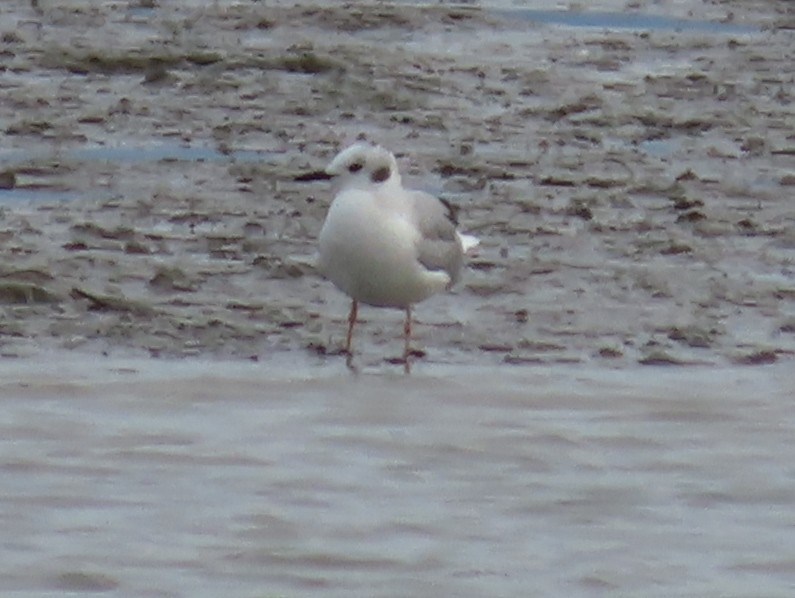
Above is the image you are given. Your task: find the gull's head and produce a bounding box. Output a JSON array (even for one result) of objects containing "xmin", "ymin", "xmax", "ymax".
[{"xmin": 324, "ymin": 143, "xmax": 401, "ymax": 190}]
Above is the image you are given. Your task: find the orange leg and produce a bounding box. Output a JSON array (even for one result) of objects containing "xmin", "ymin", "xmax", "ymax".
[
  {"xmin": 345, "ymin": 299, "xmax": 358, "ymax": 370},
  {"xmin": 403, "ymin": 306, "xmax": 412, "ymax": 374}
]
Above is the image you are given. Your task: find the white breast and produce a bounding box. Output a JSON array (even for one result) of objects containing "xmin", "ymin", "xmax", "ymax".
[{"xmin": 318, "ymin": 188, "xmax": 450, "ymax": 308}]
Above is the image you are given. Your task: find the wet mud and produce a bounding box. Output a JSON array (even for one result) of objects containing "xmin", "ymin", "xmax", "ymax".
[{"xmin": 0, "ymin": 0, "xmax": 793, "ymax": 369}]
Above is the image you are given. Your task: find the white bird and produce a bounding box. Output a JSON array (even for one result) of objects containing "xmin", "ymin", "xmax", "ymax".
[{"xmin": 300, "ymin": 143, "xmax": 477, "ymax": 373}]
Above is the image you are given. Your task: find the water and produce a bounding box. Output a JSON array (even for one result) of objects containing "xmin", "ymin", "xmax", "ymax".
[
  {"xmin": 0, "ymin": 143, "xmax": 272, "ymax": 202},
  {"xmin": 501, "ymin": 9, "xmax": 757, "ymax": 34},
  {"xmin": 2, "ymin": 357, "xmax": 794, "ymax": 597},
  {"xmin": 0, "ymin": 143, "xmax": 271, "ymax": 168},
  {"xmin": 0, "ymin": 189, "xmax": 88, "ymax": 203}
]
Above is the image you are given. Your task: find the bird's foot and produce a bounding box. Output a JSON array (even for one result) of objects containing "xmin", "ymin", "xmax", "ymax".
[{"xmin": 344, "ymin": 350, "xmax": 359, "ymax": 375}]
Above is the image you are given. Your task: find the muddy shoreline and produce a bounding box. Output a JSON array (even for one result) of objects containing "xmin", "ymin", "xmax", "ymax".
[{"xmin": 1, "ymin": 1, "xmax": 793, "ymax": 369}]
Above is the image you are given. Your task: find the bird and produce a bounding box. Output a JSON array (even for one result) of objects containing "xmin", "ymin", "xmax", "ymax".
[{"xmin": 298, "ymin": 142, "xmax": 477, "ymax": 373}]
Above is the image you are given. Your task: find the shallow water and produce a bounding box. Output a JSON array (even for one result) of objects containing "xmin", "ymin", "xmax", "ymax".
[{"xmin": 2, "ymin": 356, "xmax": 794, "ymax": 597}]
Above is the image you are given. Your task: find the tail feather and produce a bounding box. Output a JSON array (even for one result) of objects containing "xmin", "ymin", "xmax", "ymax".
[{"xmin": 457, "ymin": 232, "xmax": 480, "ymax": 253}]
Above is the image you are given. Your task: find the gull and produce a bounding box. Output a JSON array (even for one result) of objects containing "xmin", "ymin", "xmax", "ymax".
[{"xmin": 297, "ymin": 142, "xmax": 478, "ymax": 373}]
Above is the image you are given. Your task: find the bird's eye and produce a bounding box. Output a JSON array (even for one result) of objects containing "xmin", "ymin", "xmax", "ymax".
[{"xmin": 348, "ymin": 162, "xmax": 363, "ymax": 173}]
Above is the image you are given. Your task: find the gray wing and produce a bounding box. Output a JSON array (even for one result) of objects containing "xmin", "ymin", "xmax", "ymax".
[{"xmin": 410, "ymin": 190, "xmax": 464, "ymax": 287}]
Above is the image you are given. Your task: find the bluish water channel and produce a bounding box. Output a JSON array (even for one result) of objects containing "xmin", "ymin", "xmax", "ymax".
[
  {"xmin": 502, "ymin": 9, "xmax": 757, "ymax": 34},
  {"xmin": 0, "ymin": 143, "xmax": 271, "ymax": 167}
]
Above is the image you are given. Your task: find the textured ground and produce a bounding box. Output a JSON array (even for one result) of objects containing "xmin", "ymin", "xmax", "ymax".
[{"xmin": 0, "ymin": 0, "xmax": 793, "ymax": 369}]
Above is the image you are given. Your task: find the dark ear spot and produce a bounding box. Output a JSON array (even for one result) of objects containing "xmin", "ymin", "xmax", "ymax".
[
  {"xmin": 371, "ymin": 166, "xmax": 390, "ymax": 183},
  {"xmin": 348, "ymin": 162, "xmax": 363, "ymax": 173}
]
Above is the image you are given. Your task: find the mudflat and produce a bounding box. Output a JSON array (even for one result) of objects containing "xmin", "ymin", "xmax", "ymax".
[{"xmin": 0, "ymin": 0, "xmax": 793, "ymax": 370}]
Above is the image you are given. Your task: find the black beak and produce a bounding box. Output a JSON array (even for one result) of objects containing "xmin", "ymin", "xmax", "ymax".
[{"xmin": 294, "ymin": 170, "xmax": 333, "ymax": 182}]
